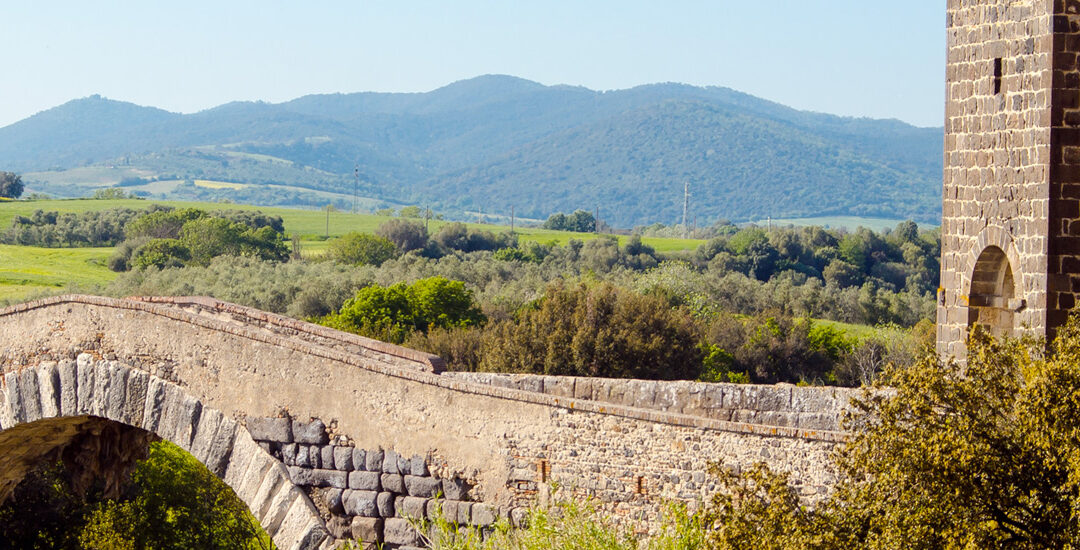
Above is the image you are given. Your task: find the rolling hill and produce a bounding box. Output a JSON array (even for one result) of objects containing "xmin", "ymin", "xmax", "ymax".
[{"xmin": 0, "ymin": 75, "xmax": 943, "ymax": 227}]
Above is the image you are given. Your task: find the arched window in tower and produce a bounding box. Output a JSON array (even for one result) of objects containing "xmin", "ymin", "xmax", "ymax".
[{"xmin": 967, "ymin": 246, "xmax": 1017, "ymax": 338}]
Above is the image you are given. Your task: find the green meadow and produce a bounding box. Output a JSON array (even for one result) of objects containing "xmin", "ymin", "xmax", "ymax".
[{"xmin": 0, "ymin": 244, "xmax": 116, "ymax": 302}]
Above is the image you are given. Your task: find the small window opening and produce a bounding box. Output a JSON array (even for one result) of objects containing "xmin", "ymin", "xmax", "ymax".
[
  {"xmin": 993, "ymin": 58, "xmax": 1003, "ymax": 94},
  {"xmin": 537, "ymin": 459, "xmax": 550, "ymax": 482},
  {"xmin": 635, "ymin": 476, "xmax": 646, "ymax": 495}
]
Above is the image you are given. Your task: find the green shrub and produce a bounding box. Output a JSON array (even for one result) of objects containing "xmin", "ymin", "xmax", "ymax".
[
  {"xmin": 132, "ymin": 239, "xmax": 191, "ymax": 270},
  {"xmin": 320, "ymin": 276, "xmax": 485, "ymax": 344},
  {"xmin": 479, "ymin": 281, "xmax": 703, "ymax": 379},
  {"xmin": 326, "ymin": 232, "xmax": 397, "ymax": 266}
]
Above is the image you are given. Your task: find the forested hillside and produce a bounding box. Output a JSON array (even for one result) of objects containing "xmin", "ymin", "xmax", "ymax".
[{"xmin": 0, "ymin": 76, "xmax": 943, "ymax": 226}]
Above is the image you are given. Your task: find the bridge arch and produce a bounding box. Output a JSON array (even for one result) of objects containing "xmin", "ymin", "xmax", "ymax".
[{"xmin": 0, "ymin": 358, "xmax": 327, "ymax": 550}]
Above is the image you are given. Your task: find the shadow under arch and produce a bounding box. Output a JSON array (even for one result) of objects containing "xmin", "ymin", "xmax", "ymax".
[
  {"xmin": 967, "ymin": 245, "xmax": 1021, "ymax": 339},
  {"xmin": 0, "ymin": 358, "xmax": 328, "ymax": 550}
]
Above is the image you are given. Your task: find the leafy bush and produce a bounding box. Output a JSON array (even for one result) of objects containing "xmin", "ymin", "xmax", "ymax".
[
  {"xmin": 478, "ymin": 281, "xmax": 702, "ymax": 379},
  {"xmin": 326, "ymin": 232, "xmax": 397, "ymax": 266},
  {"xmin": 320, "ymin": 276, "xmax": 486, "ymax": 343},
  {"xmin": 132, "ymin": 239, "xmax": 191, "ymax": 270},
  {"xmin": 376, "ymin": 219, "xmax": 428, "ymax": 252},
  {"xmin": 702, "ymin": 320, "xmax": 1080, "ymax": 548}
]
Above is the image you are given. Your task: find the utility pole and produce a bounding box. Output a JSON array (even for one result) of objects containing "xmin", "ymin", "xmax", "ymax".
[
  {"xmin": 353, "ymin": 165, "xmax": 359, "ymax": 214},
  {"xmin": 325, "ymin": 205, "xmax": 330, "ymax": 238},
  {"xmin": 682, "ymin": 181, "xmax": 690, "ymax": 239},
  {"xmin": 595, "ymin": 205, "xmax": 600, "ymax": 233},
  {"xmin": 510, "ymin": 205, "xmax": 515, "ymax": 233}
]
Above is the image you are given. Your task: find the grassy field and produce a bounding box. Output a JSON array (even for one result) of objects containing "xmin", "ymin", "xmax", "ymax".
[{"xmin": 0, "ymin": 244, "xmax": 116, "ymax": 302}]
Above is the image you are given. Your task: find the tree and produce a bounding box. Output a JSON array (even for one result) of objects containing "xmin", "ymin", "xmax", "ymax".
[
  {"xmin": 132, "ymin": 239, "xmax": 191, "ymax": 270},
  {"xmin": 480, "ymin": 281, "xmax": 702, "ymax": 379},
  {"xmin": 376, "ymin": 219, "xmax": 428, "ymax": 253},
  {"xmin": 326, "ymin": 232, "xmax": 397, "ymax": 266},
  {"xmin": 704, "ymin": 320, "xmax": 1080, "ymax": 548},
  {"xmin": 542, "ymin": 210, "xmax": 596, "ymax": 232},
  {"xmin": 0, "ymin": 171, "xmax": 24, "ymax": 199},
  {"xmin": 320, "ymin": 277, "xmax": 485, "ymax": 344}
]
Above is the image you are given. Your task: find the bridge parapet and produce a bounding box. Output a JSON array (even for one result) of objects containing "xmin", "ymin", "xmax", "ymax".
[{"xmin": 0, "ymin": 295, "xmax": 847, "ymax": 546}]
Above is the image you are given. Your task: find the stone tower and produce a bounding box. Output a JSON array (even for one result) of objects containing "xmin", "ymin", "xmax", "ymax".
[{"xmin": 939, "ymin": 0, "xmax": 1080, "ymax": 358}]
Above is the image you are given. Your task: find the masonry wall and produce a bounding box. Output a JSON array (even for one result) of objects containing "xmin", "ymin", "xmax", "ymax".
[
  {"xmin": 939, "ymin": 0, "xmax": 1054, "ymax": 358},
  {"xmin": 0, "ymin": 296, "xmax": 844, "ymax": 545}
]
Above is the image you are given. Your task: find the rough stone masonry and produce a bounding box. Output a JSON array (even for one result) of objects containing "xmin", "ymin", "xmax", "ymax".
[
  {"xmin": 0, "ymin": 295, "xmax": 850, "ymax": 548},
  {"xmin": 939, "ymin": 0, "xmax": 1080, "ymax": 358}
]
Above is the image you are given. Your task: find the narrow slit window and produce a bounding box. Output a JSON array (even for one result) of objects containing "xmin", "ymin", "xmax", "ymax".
[{"xmin": 994, "ymin": 58, "xmax": 1003, "ymax": 94}]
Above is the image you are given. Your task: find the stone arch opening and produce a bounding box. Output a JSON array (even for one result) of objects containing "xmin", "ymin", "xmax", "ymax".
[
  {"xmin": 968, "ymin": 245, "xmax": 1019, "ymax": 338},
  {"xmin": 0, "ymin": 360, "xmax": 327, "ymax": 550}
]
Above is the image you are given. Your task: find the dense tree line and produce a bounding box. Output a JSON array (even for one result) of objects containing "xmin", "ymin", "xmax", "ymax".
[{"xmin": 0, "ymin": 206, "xmax": 170, "ymax": 247}]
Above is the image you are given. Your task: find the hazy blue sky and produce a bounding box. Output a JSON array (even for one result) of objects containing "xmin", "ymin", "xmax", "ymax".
[{"xmin": 0, "ymin": 1, "xmax": 944, "ymax": 128}]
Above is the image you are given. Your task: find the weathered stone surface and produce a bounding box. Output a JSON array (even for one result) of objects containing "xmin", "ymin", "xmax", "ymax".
[
  {"xmin": 404, "ymin": 475, "xmax": 441, "ymax": 498},
  {"xmin": 320, "ymin": 445, "xmax": 335, "ymax": 470},
  {"xmin": 122, "ymin": 368, "xmax": 149, "ymax": 427},
  {"xmin": 397, "ymin": 496, "xmax": 428, "ymax": 519},
  {"xmin": 281, "ymin": 443, "xmax": 298, "ymax": 465},
  {"xmin": 247, "ymin": 417, "xmax": 293, "ymax": 442},
  {"xmin": 382, "ymin": 450, "xmax": 401, "ymax": 474},
  {"xmin": 294, "ymin": 445, "xmax": 311, "ymax": 467},
  {"xmin": 383, "ymin": 517, "xmax": 422, "ymax": 547},
  {"xmin": 471, "ymin": 503, "xmax": 497, "ymax": 527},
  {"xmin": 292, "ymin": 419, "xmax": 328, "ymax": 445},
  {"xmin": 35, "ymin": 362, "xmax": 60, "ymax": 419},
  {"xmin": 344, "ymin": 490, "xmax": 378, "ymax": 517},
  {"xmin": 350, "ymin": 517, "xmax": 383, "ymax": 545},
  {"xmin": 334, "ymin": 446, "xmax": 354, "ymax": 471},
  {"xmin": 57, "ymin": 359, "xmax": 77, "ymax": 417},
  {"xmin": 325, "ymin": 487, "xmax": 344, "ymax": 514},
  {"xmin": 381, "ymin": 473, "xmax": 405, "ymax": 494},
  {"xmin": 307, "ymin": 445, "xmax": 321, "ymax": 469},
  {"xmin": 409, "ymin": 454, "xmax": 428, "ymax": 476},
  {"xmin": 288, "ymin": 467, "xmax": 347, "ymax": 489},
  {"xmin": 365, "ymin": 448, "xmax": 384, "ymax": 472},
  {"xmin": 441, "ymin": 477, "xmax": 469, "ymax": 500},
  {"xmin": 376, "ymin": 491, "xmax": 395, "ymax": 517},
  {"xmin": 352, "ymin": 448, "xmax": 367, "ymax": 471},
  {"xmin": 349, "ymin": 470, "xmax": 381, "ymax": 491}
]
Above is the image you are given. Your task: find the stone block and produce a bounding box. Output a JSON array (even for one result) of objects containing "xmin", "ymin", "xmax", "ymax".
[
  {"xmin": 102, "ymin": 362, "xmax": 128, "ymax": 421},
  {"xmin": 381, "ymin": 473, "xmax": 405, "ymax": 494},
  {"xmin": 246, "ymin": 417, "xmax": 292, "ymax": 442},
  {"xmin": 281, "ymin": 443, "xmax": 298, "ymax": 465},
  {"xmin": 383, "ymin": 517, "xmax": 422, "ymax": 547},
  {"xmin": 334, "ymin": 446, "xmax": 354, "ymax": 471},
  {"xmin": 366, "ymin": 448, "xmax": 384, "ymax": 471},
  {"xmin": 349, "ymin": 470, "xmax": 382, "ymax": 491},
  {"xmin": 382, "ymin": 450, "xmax": 401, "ymax": 473},
  {"xmin": 377, "ymin": 491, "xmax": 395, "ymax": 517},
  {"xmin": 454, "ymin": 501, "xmax": 472, "ymax": 525},
  {"xmin": 294, "ymin": 445, "xmax": 311, "ymax": 467},
  {"xmin": 352, "ymin": 448, "xmax": 367, "ymax": 470},
  {"xmin": 75, "ymin": 353, "xmax": 96, "ymax": 415},
  {"xmin": 326, "ymin": 516, "xmax": 351, "ymax": 540},
  {"xmin": 320, "ymin": 445, "xmax": 335, "ymax": 470},
  {"xmin": 36, "ymin": 362, "xmax": 60, "ymax": 419},
  {"xmin": 291, "ymin": 419, "xmax": 328, "ymax": 445},
  {"xmin": 288, "ymin": 466, "xmax": 347, "ymax": 489},
  {"xmin": 189, "ymin": 408, "xmax": 225, "ymax": 467},
  {"xmin": 140, "ymin": 376, "xmax": 168, "ymax": 434},
  {"xmin": 404, "ymin": 475, "xmax": 441, "ymax": 498},
  {"xmin": 344, "ymin": 490, "xmax": 378, "ymax": 517},
  {"xmin": 15, "ymin": 368, "xmax": 42, "ymax": 423},
  {"xmin": 350, "ymin": 517, "xmax": 383, "ymax": 545},
  {"xmin": 325, "ymin": 487, "xmax": 344, "ymax": 514},
  {"xmin": 471, "ymin": 503, "xmax": 497, "ymax": 527},
  {"xmin": 57, "ymin": 359, "xmax": 78, "ymax": 417},
  {"xmin": 397, "ymin": 496, "xmax": 428, "ymax": 519},
  {"xmin": 441, "ymin": 477, "xmax": 469, "ymax": 500},
  {"xmin": 409, "ymin": 455, "xmax": 428, "ymax": 476},
  {"xmin": 308, "ymin": 445, "xmax": 321, "ymax": 468},
  {"xmin": 122, "ymin": 368, "xmax": 149, "ymax": 427}
]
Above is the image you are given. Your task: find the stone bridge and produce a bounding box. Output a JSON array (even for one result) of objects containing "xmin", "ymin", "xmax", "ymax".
[{"xmin": 0, "ymin": 295, "xmax": 850, "ymax": 549}]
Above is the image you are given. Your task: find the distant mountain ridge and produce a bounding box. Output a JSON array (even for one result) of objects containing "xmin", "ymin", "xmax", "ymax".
[{"xmin": 0, "ymin": 75, "xmax": 943, "ymax": 226}]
